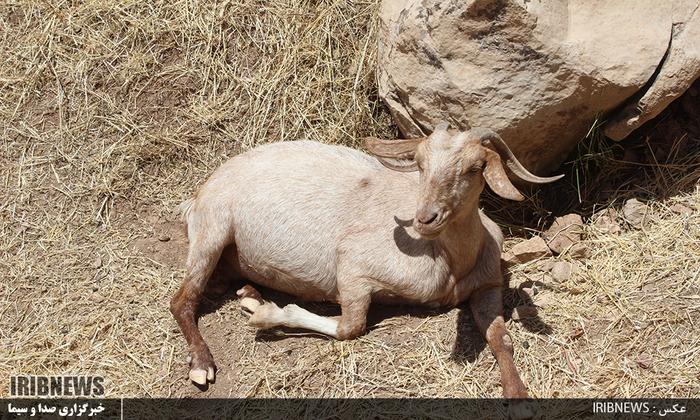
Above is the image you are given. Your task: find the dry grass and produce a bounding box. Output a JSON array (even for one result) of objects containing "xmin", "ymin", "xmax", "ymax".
[
  {"xmin": 502, "ymin": 194, "xmax": 700, "ymax": 398},
  {"xmin": 1, "ymin": 0, "xmax": 699, "ymax": 401}
]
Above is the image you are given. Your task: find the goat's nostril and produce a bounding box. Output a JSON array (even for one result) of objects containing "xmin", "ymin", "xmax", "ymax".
[{"xmin": 419, "ymin": 213, "xmax": 438, "ymax": 225}]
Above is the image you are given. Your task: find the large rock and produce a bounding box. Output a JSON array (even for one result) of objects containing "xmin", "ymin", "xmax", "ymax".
[{"xmin": 378, "ymin": 0, "xmax": 700, "ymax": 175}]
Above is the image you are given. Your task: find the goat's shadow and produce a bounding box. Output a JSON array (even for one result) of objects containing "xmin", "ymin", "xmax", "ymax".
[
  {"xmin": 451, "ymin": 274, "xmax": 553, "ymax": 363},
  {"xmin": 392, "ymin": 216, "xmax": 431, "ymax": 258},
  {"xmin": 196, "ymin": 275, "xmax": 552, "ymax": 365}
]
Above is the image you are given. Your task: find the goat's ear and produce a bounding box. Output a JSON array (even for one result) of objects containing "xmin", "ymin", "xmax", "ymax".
[
  {"xmin": 375, "ymin": 157, "xmax": 419, "ymax": 172},
  {"xmin": 365, "ymin": 136, "xmax": 424, "ymax": 159},
  {"xmin": 483, "ymin": 149, "xmax": 525, "ymax": 201}
]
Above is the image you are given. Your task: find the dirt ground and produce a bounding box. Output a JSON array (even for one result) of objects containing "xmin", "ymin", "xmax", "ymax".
[{"xmin": 1, "ymin": 0, "xmax": 700, "ymax": 405}]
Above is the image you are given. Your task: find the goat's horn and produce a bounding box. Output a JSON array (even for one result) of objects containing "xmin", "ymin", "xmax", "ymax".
[
  {"xmin": 435, "ymin": 122, "xmax": 451, "ymax": 131},
  {"xmin": 469, "ymin": 127, "xmax": 564, "ymax": 184}
]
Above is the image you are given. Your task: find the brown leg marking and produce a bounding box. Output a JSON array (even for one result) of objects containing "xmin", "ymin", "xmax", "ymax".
[
  {"xmin": 170, "ymin": 282, "xmax": 216, "ymax": 385},
  {"xmin": 170, "ymin": 243, "xmax": 223, "ymax": 385},
  {"xmin": 238, "ymin": 284, "xmax": 265, "ymax": 314},
  {"xmin": 237, "ymin": 285, "xmax": 264, "ymax": 304},
  {"xmin": 469, "ymin": 286, "xmax": 537, "ymax": 419}
]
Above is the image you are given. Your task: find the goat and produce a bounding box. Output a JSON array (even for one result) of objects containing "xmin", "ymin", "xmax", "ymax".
[{"xmin": 170, "ymin": 123, "xmax": 561, "ymax": 410}]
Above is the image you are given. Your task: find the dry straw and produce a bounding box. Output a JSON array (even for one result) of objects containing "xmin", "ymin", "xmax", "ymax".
[{"xmin": 1, "ymin": 0, "xmax": 699, "ymax": 404}]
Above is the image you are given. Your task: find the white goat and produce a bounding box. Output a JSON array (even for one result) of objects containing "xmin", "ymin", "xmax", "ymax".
[{"xmin": 170, "ymin": 124, "xmax": 561, "ymax": 409}]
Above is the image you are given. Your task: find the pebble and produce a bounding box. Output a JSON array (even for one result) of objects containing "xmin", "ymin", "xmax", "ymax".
[
  {"xmin": 636, "ymin": 353, "xmax": 653, "ymax": 369},
  {"xmin": 89, "ymin": 292, "xmax": 106, "ymax": 303}
]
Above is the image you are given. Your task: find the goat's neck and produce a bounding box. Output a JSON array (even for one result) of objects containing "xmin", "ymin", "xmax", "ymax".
[{"xmin": 435, "ymin": 205, "xmax": 486, "ymax": 278}]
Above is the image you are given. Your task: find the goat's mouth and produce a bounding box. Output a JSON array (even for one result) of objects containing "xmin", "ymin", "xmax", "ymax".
[{"xmin": 413, "ymin": 210, "xmax": 450, "ymax": 239}]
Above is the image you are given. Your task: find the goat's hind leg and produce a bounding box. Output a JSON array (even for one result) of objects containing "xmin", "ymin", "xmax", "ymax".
[
  {"xmin": 170, "ymin": 238, "xmax": 225, "ymax": 386},
  {"xmin": 240, "ymin": 280, "xmax": 371, "ymax": 340},
  {"xmin": 243, "ymin": 301, "xmax": 342, "ymax": 337}
]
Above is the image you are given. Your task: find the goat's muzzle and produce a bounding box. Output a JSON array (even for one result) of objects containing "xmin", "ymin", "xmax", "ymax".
[{"xmin": 413, "ymin": 208, "xmax": 449, "ymax": 239}]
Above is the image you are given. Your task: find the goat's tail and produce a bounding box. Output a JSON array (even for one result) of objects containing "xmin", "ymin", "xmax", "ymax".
[{"xmin": 177, "ymin": 194, "xmax": 197, "ymax": 240}]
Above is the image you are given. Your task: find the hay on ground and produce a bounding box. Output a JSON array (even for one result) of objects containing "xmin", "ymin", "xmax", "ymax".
[{"xmin": 1, "ymin": 0, "xmax": 699, "ymax": 401}]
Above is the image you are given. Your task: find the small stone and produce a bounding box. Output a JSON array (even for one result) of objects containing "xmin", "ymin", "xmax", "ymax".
[
  {"xmin": 606, "ymin": 308, "xmax": 620, "ymax": 321},
  {"xmin": 534, "ymin": 294, "xmax": 552, "ymax": 309},
  {"xmin": 543, "ymin": 214, "xmax": 584, "ymax": 254},
  {"xmin": 568, "ymin": 243, "xmax": 592, "ymax": 259},
  {"xmin": 512, "ymin": 306, "xmax": 538, "ymax": 320},
  {"xmin": 509, "ymin": 276, "xmax": 529, "ymax": 289},
  {"xmin": 501, "ymin": 250, "xmax": 520, "ymax": 269},
  {"xmin": 93, "ymin": 257, "xmax": 102, "ymax": 269},
  {"xmin": 636, "ymin": 353, "xmax": 653, "ymax": 369},
  {"xmin": 593, "ymin": 208, "xmax": 621, "ymax": 235},
  {"xmin": 642, "ymin": 283, "xmax": 656, "ymax": 294},
  {"xmin": 508, "ymin": 236, "xmax": 553, "ymax": 264},
  {"xmin": 623, "ymin": 198, "xmax": 650, "ymax": 228},
  {"xmin": 522, "ymin": 341, "xmax": 530, "ymax": 349},
  {"xmin": 670, "ymin": 203, "xmax": 693, "ymax": 215},
  {"xmin": 536, "ymin": 258, "xmax": 557, "ymax": 272},
  {"xmin": 158, "ymin": 234, "xmax": 171, "ymax": 242},
  {"xmin": 540, "ymin": 273, "xmax": 556, "ymax": 285},
  {"xmin": 577, "ymin": 272, "xmax": 592, "ymax": 283},
  {"xmin": 89, "ymin": 292, "xmax": 106, "ymax": 303},
  {"xmin": 551, "ymin": 261, "xmax": 573, "ymax": 282}
]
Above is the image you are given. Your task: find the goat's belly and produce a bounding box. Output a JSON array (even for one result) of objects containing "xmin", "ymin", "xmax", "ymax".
[
  {"xmin": 240, "ymin": 265, "xmax": 339, "ymax": 303},
  {"xmin": 369, "ymin": 270, "xmax": 462, "ymax": 307},
  {"xmin": 225, "ymin": 233, "xmax": 341, "ymax": 303}
]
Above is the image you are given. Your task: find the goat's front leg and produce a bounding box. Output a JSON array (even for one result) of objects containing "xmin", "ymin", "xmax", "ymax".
[{"xmin": 469, "ymin": 286, "xmax": 536, "ymax": 420}]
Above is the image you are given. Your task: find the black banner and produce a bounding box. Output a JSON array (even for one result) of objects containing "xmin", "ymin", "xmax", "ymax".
[{"xmin": 0, "ymin": 399, "xmax": 696, "ymax": 419}]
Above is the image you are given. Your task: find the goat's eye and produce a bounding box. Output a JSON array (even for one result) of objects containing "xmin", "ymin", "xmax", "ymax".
[{"xmin": 469, "ymin": 164, "xmax": 481, "ymax": 172}]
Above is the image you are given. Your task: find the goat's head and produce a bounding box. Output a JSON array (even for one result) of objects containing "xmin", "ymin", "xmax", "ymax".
[{"xmin": 366, "ymin": 123, "xmax": 563, "ymax": 239}]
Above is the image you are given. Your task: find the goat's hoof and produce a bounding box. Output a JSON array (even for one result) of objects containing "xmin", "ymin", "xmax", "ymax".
[
  {"xmin": 508, "ymin": 399, "xmax": 538, "ymax": 420},
  {"xmin": 240, "ymin": 297, "xmax": 261, "ymax": 314},
  {"xmin": 189, "ymin": 368, "xmax": 206, "ymax": 385},
  {"xmin": 189, "ymin": 366, "xmax": 215, "ymax": 385},
  {"xmin": 187, "ymin": 350, "xmax": 216, "ymax": 385},
  {"xmin": 237, "ymin": 286, "xmax": 264, "ymax": 304},
  {"xmin": 247, "ymin": 302, "xmax": 283, "ymax": 328}
]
